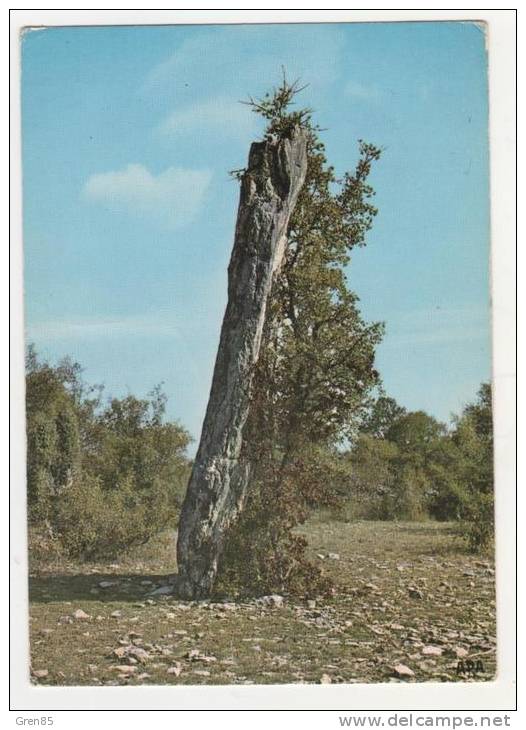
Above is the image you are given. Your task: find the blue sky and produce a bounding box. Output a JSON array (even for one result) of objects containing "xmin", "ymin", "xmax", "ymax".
[{"xmin": 22, "ymin": 21, "xmax": 491, "ymax": 447}]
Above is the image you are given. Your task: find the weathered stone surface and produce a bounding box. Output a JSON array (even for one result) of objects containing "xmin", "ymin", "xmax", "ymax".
[
  {"xmin": 175, "ymin": 126, "xmax": 308, "ymax": 599},
  {"xmin": 393, "ymin": 663, "xmax": 415, "ymax": 678}
]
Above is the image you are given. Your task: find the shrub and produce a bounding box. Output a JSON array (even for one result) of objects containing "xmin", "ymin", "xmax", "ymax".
[
  {"xmin": 26, "ymin": 347, "xmax": 191, "ymax": 563},
  {"xmin": 217, "ymin": 451, "xmax": 336, "ymax": 597},
  {"xmin": 451, "ymin": 384, "xmax": 494, "ymax": 551}
]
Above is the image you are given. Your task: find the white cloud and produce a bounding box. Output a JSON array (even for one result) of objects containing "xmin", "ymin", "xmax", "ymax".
[
  {"xmin": 83, "ymin": 163, "xmax": 212, "ymax": 229},
  {"xmin": 157, "ymin": 95, "xmax": 259, "ymax": 142},
  {"xmin": 26, "ymin": 315, "xmax": 179, "ymax": 342},
  {"xmin": 344, "ymin": 80, "xmax": 381, "ymax": 101}
]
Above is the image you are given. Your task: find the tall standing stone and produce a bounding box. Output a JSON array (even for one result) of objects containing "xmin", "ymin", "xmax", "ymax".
[{"xmin": 175, "ymin": 125, "xmax": 308, "ymax": 599}]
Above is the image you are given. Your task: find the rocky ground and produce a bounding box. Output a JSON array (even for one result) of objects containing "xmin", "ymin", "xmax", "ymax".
[{"xmin": 28, "ymin": 519, "xmax": 496, "ymax": 686}]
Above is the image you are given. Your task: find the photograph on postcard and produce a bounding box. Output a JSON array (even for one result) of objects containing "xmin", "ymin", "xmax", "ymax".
[{"xmin": 21, "ymin": 21, "xmax": 496, "ymax": 687}]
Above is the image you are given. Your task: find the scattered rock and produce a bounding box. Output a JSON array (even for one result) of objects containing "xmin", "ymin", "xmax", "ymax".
[
  {"xmin": 112, "ymin": 665, "xmax": 136, "ymax": 675},
  {"xmin": 167, "ymin": 663, "xmax": 183, "ymax": 677},
  {"xmin": 454, "ymin": 647, "xmax": 469, "ymax": 658},
  {"xmin": 307, "ymin": 600, "xmax": 316, "ymax": 609},
  {"xmin": 408, "ymin": 587, "xmax": 424, "ymax": 599},
  {"xmin": 393, "ymin": 663, "xmax": 415, "ymax": 678},
  {"xmin": 72, "ymin": 609, "xmax": 90, "ymax": 620},
  {"xmin": 32, "ymin": 669, "xmax": 48, "ymax": 679},
  {"xmin": 328, "ymin": 553, "xmax": 340, "ymax": 561},
  {"xmin": 422, "ymin": 646, "xmax": 443, "ymax": 656},
  {"xmin": 127, "ymin": 646, "xmax": 150, "ymax": 663},
  {"xmin": 185, "ymin": 648, "xmax": 217, "ymax": 663},
  {"xmin": 320, "ymin": 673, "xmax": 332, "ymax": 684},
  {"xmin": 256, "ymin": 594, "xmax": 284, "ymax": 608},
  {"xmin": 110, "ymin": 611, "xmax": 122, "ymax": 619}
]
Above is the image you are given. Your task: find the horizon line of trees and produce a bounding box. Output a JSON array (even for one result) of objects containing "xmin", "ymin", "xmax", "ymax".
[{"xmin": 25, "ymin": 341, "xmax": 493, "ymax": 572}]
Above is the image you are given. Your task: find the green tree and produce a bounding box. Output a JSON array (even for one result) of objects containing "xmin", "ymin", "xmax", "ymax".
[
  {"xmin": 26, "ymin": 345, "xmax": 81, "ymax": 524},
  {"xmin": 346, "ymin": 435, "xmax": 399, "ymax": 519},
  {"xmin": 218, "ymin": 78, "xmax": 383, "ymax": 595},
  {"xmin": 451, "ymin": 383, "xmax": 494, "ymax": 550},
  {"xmin": 26, "ymin": 347, "xmax": 192, "ymax": 561},
  {"xmin": 361, "ymin": 395, "xmax": 407, "ymax": 439}
]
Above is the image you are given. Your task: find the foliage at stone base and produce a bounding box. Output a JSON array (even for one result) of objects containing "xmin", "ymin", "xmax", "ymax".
[{"xmin": 217, "ymin": 449, "xmax": 339, "ymax": 597}]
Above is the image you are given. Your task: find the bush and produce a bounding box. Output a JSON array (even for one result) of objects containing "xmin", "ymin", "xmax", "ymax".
[
  {"xmin": 451, "ymin": 384, "xmax": 494, "ymax": 551},
  {"xmin": 54, "ymin": 472, "xmax": 182, "ymax": 560},
  {"xmin": 26, "ymin": 347, "xmax": 191, "ymax": 563},
  {"xmin": 217, "ymin": 451, "xmax": 336, "ymax": 597}
]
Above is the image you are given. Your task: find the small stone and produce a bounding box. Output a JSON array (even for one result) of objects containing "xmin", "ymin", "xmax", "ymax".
[
  {"xmin": 32, "ymin": 669, "xmax": 48, "ymax": 679},
  {"xmin": 113, "ymin": 665, "xmax": 136, "ymax": 674},
  {"xmin": 328, "ymin": 553, "xmax": 340, "ymax": 560},
  {"xmin": 193, "ymin": 670, "xmax": 210, "ymax": 677},
  {"xmin": 257, "ymin": 594, "xmax": 284, "ymax": 608},
  {"xmin": 72, "ymin": 609, "xmax": 90, "ymax": 620},
  {"xmin": 167, "ymin": 663, "xmax": 183, "ymax": 676},
  {"xmin": 307, "ymin": 600, "xmax": 316, "ymax": 609},
  {"xmin": 40, "ymin": 628, "xmax": 53, "ymax": 636},
  {"xmin": 422, "ymin": 646, "xmax": 443, "ymax": 656},
  {"xmin": 128, "ymin": 646, "xmax": 150, "ymax": 663},
  {"xmin": 393, "ymin": 663, "xmax": 415, "ymax": 678},
  {"xmin": 317, "ymin": 554, "xmax": 325, "ymax": 560},
  {"xmin": 110, "ymin": 611, "xmax": 122, "ymax": 618},
  {"xmin": 99, "ymin": 580, "xmax": 118, "ymax": 588},
  {"xmin": 454, "ymin": 647, "xmax": 469, "ymax": 658},
  {"xmin": 320, "ymin": 673, "xmax": 332, "ymax": 684},
  {"xmin": 408, "ymin": 587, "xmax": 424, "ymax": 599}
]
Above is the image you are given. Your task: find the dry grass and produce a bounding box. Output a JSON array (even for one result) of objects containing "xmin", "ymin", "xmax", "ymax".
[{"xmin": 28, "ymin": 519, "xmax": 496, "ymax": 686}]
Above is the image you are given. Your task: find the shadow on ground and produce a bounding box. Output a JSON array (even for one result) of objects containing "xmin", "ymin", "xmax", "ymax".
[{"xmin": 29, "ymin": 573, "xmax": 175, "ymax": 604}]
